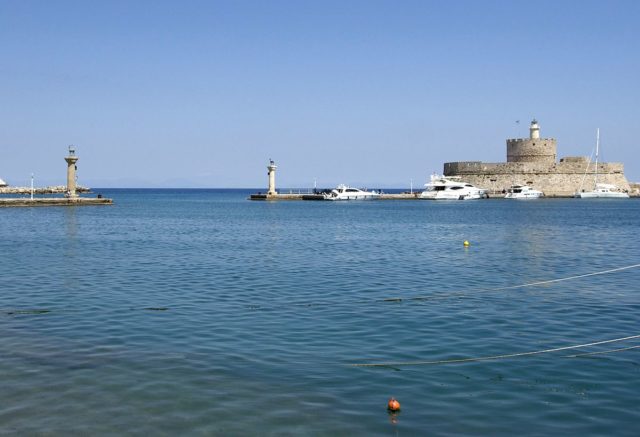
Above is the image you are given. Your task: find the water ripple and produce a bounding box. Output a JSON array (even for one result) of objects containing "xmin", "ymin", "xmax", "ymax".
[{"xmin": 1, "ymin": 191, "xmax": 639, "ymax": 435}]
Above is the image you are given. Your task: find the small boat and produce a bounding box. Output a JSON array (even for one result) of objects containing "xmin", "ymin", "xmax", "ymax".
[
  {"xmin": 419, "ymin": 175, "xmax": 487, "ymax": 200},
  {"xmin": 0, "ymin": 178, "xmax": 7, "ymax": 187},
  {"xmin": 576, "ymin": 129, "xmax": 629, "ymax": 199},
  {"xmin": 323, "ymin": 184, "xmax": 380, "ymax": 201},
  {"xmin": 504, "ymin": 184, "xmax": 544, "ymax": 199}
]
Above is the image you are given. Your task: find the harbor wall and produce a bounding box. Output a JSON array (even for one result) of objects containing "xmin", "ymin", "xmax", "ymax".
[{"xmin": 444, "ymin": 160, "xmax": 630, "ymax": 196}]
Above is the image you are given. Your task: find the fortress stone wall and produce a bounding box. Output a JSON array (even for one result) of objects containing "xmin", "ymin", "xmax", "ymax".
[
  {"xmin": 443, "ymin": 120, "xmax": 630, "ymax": 197},
  {"xmin": 507, "ymin": 138, "xmax": 557, "ymax": 164},
  {"xmin": 444, "ymin": 160, "xmax": 628, "ymax": 196}
]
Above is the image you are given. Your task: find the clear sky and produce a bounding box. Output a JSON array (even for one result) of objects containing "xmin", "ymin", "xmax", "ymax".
[{"xmin": 1, "ymin": 0, "xmax": 639, "ymax": 188}]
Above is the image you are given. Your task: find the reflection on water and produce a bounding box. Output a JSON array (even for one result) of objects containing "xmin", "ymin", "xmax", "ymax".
[
  {"xmin": 64, "ymin": 206, "xmax": 78, "ymax": 241},
  {"xmin": 61, "ymin": 206, "xmax": 80, "ymax": 292}
]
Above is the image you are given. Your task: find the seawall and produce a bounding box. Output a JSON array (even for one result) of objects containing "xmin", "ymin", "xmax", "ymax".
[
  {"xmin": 249, "ymin": 193, "xmax": 421, "ymax": 201},
  {"xmin": 444, "ymin": 160, "xmax": 630, "ymax": 196},
  {"xmin": 0, "ymin": 197, "xmax": 113, "ymax": 207}
]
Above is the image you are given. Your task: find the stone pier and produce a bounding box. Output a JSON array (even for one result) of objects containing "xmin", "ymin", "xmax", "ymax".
[{"xmin": 0, "ymin": 146, "xmax": 113, "ymax": 207}]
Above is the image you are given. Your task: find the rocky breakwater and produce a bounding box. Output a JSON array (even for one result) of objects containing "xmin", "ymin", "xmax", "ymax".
[
  {"xmin": 0, "ymin": 185, "xmax": 91, "ymax": 195},
  {"xmin": 0, "ymin": 185, "xmax": 111, "ymax": 207}
]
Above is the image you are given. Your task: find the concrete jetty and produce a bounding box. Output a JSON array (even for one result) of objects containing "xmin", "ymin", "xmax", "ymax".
[
  {"xmin": 0, "ymin": 146, "xmax": 112, "ymax": 207},
  {"xmin": 249, "ymin": 159, "xmax": 423, "ymax": 200},
  {"xmin": 249, "ymin": 192, "xmax": 421, "ymax": 201},
  {"xmin": 250, "ymin": 193, "xmax": 306, "ymax": 200},
  {"xmin": 0, "ymin": 197, "xmax": 112, "ymax": 207}
]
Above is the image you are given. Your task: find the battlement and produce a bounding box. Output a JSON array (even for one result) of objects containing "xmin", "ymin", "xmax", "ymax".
[
  {"xmin": 560, "ymin": 156, "xmax": 589, "ymax": 164},
  {"xmin": 506, "ymin": 138, "xmax": 556, "ymax": 164},
  {"xmin": 444, "ymin": 160, "xmax": 624, "ymax": 176}
]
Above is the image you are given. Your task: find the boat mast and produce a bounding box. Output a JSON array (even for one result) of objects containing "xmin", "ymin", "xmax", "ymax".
[{"xmin": 594, "ymin": 128, "xmax": 599, "ymax": 188}]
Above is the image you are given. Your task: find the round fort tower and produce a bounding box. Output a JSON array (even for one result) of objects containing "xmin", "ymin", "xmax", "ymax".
[{"xmin": 506, "ymin": 119, "xmax": 556, "ymax": 164}]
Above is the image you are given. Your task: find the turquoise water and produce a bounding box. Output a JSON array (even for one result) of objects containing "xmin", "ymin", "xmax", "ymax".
[{"xmin": 1, "ymin": 190, "xmax": 639, "ymax": 436}]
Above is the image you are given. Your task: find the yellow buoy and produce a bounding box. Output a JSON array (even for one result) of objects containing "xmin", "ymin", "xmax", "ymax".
[{"xmin": 463, "ymin": 240, "xmax": 470, "ymax": 247}]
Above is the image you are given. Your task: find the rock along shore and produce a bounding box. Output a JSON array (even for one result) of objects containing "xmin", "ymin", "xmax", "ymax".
[{"xmin": 0, "ymin": 185, "xmax": 91, "ymax": 195}]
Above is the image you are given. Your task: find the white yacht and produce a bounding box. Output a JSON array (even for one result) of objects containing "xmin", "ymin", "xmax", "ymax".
[
  {"xmin": 419, "ymin": 175, "xmax": 487, "ymax": 200},
  {"xmin": 0, "ymin": 178, "xmax": 7, "ymax": 187},
  {"xmin": 576, "ymin": 183, "xmax": 629, "ymax": 199},
  {"xmin": 576, "ymin": 129, "xmax": 629, "ymax": 199},
  {"xmin": 323, "ymin": 184, "xmax": 380, "ymax": 201},
  {"xmin": 504, "ymin": 184, "xmax": 544, "ymax": 199}
]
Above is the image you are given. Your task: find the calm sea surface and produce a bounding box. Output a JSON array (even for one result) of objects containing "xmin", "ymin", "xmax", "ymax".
[{"xmin": 1, "ymin": 189, "xmax": 639, "ymax": 436}]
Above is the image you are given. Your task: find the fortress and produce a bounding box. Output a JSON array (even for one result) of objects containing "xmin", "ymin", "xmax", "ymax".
[{"xmin": 444, "ymin": 119, "xmax": 631, "ymax": 196}]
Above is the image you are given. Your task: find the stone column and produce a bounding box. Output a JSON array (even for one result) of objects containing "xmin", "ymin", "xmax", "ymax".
[{"xmin": 64, "ymin": 146, "xmax": 79, "ymax": 198}]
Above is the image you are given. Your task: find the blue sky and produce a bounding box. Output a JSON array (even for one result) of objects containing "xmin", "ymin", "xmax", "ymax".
[{"xmin": 1, "ymin": 0, "xmax": 639, "ymax": 188}]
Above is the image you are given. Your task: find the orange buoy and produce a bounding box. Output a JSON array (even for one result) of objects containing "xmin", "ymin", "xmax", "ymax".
[{"xmin": 387, "ymin": 397, "xmax": 401, "ymax": 412}]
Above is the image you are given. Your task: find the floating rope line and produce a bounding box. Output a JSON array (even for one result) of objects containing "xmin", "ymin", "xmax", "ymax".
[
  {"xmin": 4, "ymin": 263, "xmax": 640, "ymax": 316},
  {"xmin": 376, "ymin": 263, "xmax": 640, "ymax": 304},
  {"xmin": 245, "ymin": 262, "xmax": 640, "ymax": 312},
  {"xmin": 566, "ymin": 344, "xmax": 640, "ymax": 358},
  {"xmin": 276, "ymin": 262, "xmax": 640, "ymax": 309},
  {"xmin": 349, "ymin": 334, "xmax": 640, "ymax": 367},
  {"xmin": 492, "ymin": 263, "xmax": 640, "ymax": 291}
]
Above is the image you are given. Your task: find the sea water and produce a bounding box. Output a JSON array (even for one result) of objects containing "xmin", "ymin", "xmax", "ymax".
[{"xmin": 1, "ymin": 190, "xmax": 639, "ymax": 436}]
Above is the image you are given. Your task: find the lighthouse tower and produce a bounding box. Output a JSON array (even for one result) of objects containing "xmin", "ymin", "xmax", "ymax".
[
  {"xmin": 506, "ymin": 119, "xmax": 557, "ymax": 164},
  {"xmin": 64, "ymin": 145, "xmax": 79, "ymax": 198},
  {"xmin": 529, "ymin": 118, "xmax": 540, "ymax": 139},
  {"xmin": 267, "ymin": 159, "xmax": 277, "ymax": 196}
]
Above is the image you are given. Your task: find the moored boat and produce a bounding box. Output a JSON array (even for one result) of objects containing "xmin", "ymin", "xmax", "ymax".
[
  {"xmin": 504, "ymin": 184, "xmax": 544, "ymax": 199},
  {"xmin": 576, "ymin": 129, "xmax": 629, "ymax": 199},
  {"xmin": 323, "ymin": 184, "xmax": 380, "ymax": 201},
  {"xmin": 419, "ymin": 175, "xmax": 487, "ymax": 200},
  {"xmin": 576, "ymin": 183, "xmax": 629, "ymax": 198}
]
